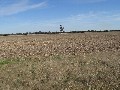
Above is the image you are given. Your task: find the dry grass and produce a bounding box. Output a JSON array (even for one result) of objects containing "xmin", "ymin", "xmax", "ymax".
[{"xmin": 0, "ymin": 32, "xmax": 120, "ymax": 90}]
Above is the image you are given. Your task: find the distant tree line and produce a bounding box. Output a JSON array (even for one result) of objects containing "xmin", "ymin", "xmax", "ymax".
[{"xmin": 0, "ymin": 30, "xmax": 120, "ymax": 36}]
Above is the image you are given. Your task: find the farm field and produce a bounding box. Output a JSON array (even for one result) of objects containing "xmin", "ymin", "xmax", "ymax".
[{"xmin": 0, "ymin": 32, "xmax": 120, "ymax": 90}]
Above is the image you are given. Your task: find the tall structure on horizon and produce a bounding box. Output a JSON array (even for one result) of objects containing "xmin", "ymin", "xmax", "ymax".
[{"xmin": 60, "ymin": 25, "xmax": 64, "ymax": 32}]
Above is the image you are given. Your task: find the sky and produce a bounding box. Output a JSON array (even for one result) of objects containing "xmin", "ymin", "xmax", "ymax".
[{"xmin": 0, "ymin": 0, "xmax": 120, "ymax": 34}]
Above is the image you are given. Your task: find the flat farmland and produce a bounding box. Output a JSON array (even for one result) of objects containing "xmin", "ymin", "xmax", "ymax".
[{"xmin": 0, "ymin": 32, "xmax": 120, "ymax": 90}]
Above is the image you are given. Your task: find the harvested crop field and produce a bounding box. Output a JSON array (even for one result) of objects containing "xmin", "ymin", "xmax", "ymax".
[{"xmin": 0, "ymin": 32, "xmax": 120, "ymax": 90}]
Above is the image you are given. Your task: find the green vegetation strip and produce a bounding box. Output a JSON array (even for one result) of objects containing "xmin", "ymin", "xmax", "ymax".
[
  {"xmin": 0, "ymin": 60, "xmax": 10, "ymax": 65},
  {"xmin": 0, "ymin": 58, "xmax": 21, "ymax": 66}
]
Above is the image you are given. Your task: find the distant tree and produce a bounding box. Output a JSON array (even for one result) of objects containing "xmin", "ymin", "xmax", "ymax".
[
  {"xmin": 104, "ymin": 30, "xmax": 109, "ymax": 32},
  {"xmin": 29, "ymin": 32, "xmax": 32, "ymax": 34},
  {"xmin": 60, "ymin": 25, "xmax": 64, "ymax": 32},
  {"xmin": 34, "ymin": 32, "xmax": 39, "ymax": 34},
  {"xmin": 23, "ymin": 32, "xmax": 28, "ymax": 35},
  {"xmin": 48, "ymin": 31, "xmax": 51, "ymax": 34},
  {"xmin": 3, "ymin": 34, "xmax": 9, "ymax": 36},
  {"xmin": 16, "ymin": 33, "xmax": 22, "ymax": 35},
  {"xmin": 91, "ymin": 30, "xmax": 94, "ymax": 32}
]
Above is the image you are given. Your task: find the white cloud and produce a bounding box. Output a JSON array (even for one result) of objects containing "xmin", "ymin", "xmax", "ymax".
[
  {"xmin": 64, "ymin": 11, "xmax": 120, "ymax": 23},
  {"xmin": 0, "ymin": 0, "xmax": 47, "ymax": 16},
  {"xmin": 69, "ymin": 0, "xmax": 107, "ymax": 4},
  {"xmin": 82, "ymin": 0, "xmax": 106, "ymax": 3},
  {"xmin": 41, "ymin": 11, "xmax": 120, "ymax": 31}
]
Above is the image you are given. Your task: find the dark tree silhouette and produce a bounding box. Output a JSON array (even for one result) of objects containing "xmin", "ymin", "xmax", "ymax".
[{"xmin": 60, "ymin": 25, "xmax": 64, "ymax": 32}]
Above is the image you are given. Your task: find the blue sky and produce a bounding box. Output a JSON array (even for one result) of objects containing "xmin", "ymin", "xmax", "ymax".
[{"xmin": 0, "ymin": 0, "xmax": 120, "ymax": 34}]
